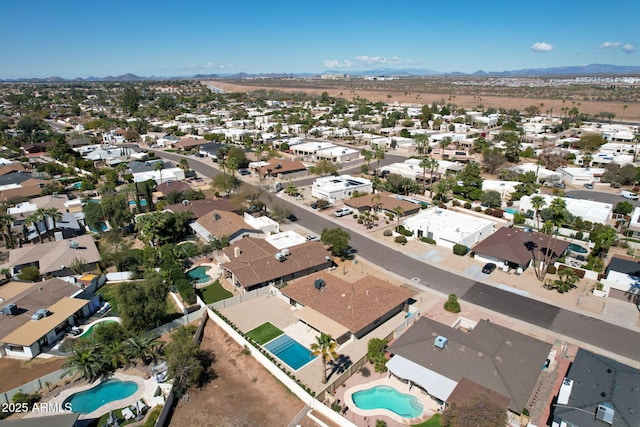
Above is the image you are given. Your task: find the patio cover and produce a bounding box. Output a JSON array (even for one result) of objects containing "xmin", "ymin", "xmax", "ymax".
[
  {"xmin": 386, "ymin": 355, "xmax": 458, "ymax": 402},
  {"xmin": 293, "ymin": 306, "xmax": 349, "ymax": 339}
]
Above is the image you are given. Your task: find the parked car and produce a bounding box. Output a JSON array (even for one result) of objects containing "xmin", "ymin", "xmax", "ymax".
[
  {"xmin": 583, "ymin": 183, "xmax": 594, "ymax": 189},
  {"xmin": 553, "ymin": 182, "xmax": 566, "ymax": 189},
  {"xmin": 620, "ymin": 190, "xmax": 639, "ymax": 200},
  {"xmin": 306, "ymin": 235, "xmax": 319, "ymax": 241},
  {"xmin": 481, "ymin": 263, "xmax": 497, "ymax": 274},
  {"xmin": 238, "ymin": 169, "xmax": 251, "ymax": 176},
  {"xmin": 311, "ymin": 201, "xmax": 319, "ymax": 209},
  {"xmin": 335, "ymin": 207, "xmax": 353, "ymax": 217},
  {"xmin": 286, "ymin": 213, "xmax": 298, "ymax": 222}
]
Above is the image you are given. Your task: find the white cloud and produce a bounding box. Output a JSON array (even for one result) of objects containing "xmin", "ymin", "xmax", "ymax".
[
  {"xmin": 622, "ymin": 44, "xmax": 635, "ymax": 53},
  {"xmin": 323, "ymin": 59, "xmax": 353, "ymax": 68},
  {"xmin": 599, "ymin": 41, "xmax": 623, "ymax": 49},
  {"xmin": 354, "ymin": 55, "xmax": 401, "ymax": 66},
  {"xmin": 531, "ymin": 42, "xmax": 553, "ymax": 52},
  {"xmin": 204, "ymin": 62, "xmax": 226, "ymax": 69}
]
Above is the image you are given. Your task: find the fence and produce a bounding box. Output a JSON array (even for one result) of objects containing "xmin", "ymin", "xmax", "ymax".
[
  {"xmin": 149, "ymin": 307, "xmax": 205, "ymax": 338},
  {"xmin": 394, "ymin": 310, "xmax": 421, "ymax": 338},
  {"xmin": 0, "ymin": 368, "xmax": 66, "ymax": 405},
  {"xmin": 205, "ymin": 307, "xmax": 357, "ymax": 427},
  {"xmin": 156, "ymin": 311, "xmax": 208, "ymax": 427},
  {"xmin": 209, "ymin": 286, "xmax": 270, "ymax": 310}
]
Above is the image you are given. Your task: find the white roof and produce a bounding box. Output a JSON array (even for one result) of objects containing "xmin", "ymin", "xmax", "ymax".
[
  {"xmin": 292, "ymin": 141, "xmax": 335, "ymax": 152},
  {"xmin": 313, "ymin": 175, "xmax": 372, "ymax": 191},
  {"xmin": 265, "ymin": 230, "xmax": 306, "ymax": 250},
  {"xmin": 7, "ymin": 202, "xmax": 37, "ymax": 215},
  {"xmin": 403, "ymin": 208, "xmax": 496, "ymax": 241},
  {"xmin": 386, "ymin": 355, "xmax": 458, "ymax": 402},
  {"xmin": 520, "ymin": 194, "xmax": 612, "ymax": 224}
]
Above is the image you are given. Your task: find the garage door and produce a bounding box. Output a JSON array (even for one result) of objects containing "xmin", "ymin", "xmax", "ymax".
[{"xmin": 609, "ymin": 288, "xmax": 640, "ymax": 304}]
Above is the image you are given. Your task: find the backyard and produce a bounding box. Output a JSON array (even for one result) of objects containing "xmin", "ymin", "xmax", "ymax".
[
  {"xmin": 169, "ymin": 319, "xmax": 319, "ymax": 426},
  {"xmin": 197, "ymin": 280, "xmax": 232, "ymax": 304}
]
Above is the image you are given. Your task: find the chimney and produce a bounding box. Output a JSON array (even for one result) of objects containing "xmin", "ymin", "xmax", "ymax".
[{"xmin": 234, "ymin": 247, "xmax": 241, "ymax": 258}]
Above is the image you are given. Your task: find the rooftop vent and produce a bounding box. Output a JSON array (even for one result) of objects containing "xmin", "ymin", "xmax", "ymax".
[
  {"xmin": 314, "ymin": 278, "xmax": 326, "ymax": 291},
  {"xmin": 281, "ymin": 248, "xmax": 290, "ymax": 256},
  {"xmin": 31, "ymin": 308, "xmax": 49, "ymax": 321},
  {"xmin": 213, "ymin": 213, "xmax": 221, "ymax": 221},
  {"xmin": 2, "ymin": 304, "xmax": 18, "ymax": 315},
  {"xmin": 434, "ymin": 335, "xmax": 448, "ymax": 349},
  {"xmin": 596, "ymin": 403, "xmax": 615, "ymax": 425},
  {"xmin": 69, "ymin": 240, "xmax": 79, "ymax": 249},
  {"xmin": 275, "ymin": 252, "xmax": 286, "ymax": 262}
]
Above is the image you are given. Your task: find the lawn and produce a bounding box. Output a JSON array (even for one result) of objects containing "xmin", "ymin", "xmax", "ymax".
[
  {"xmin": 198, "ymin": 280, "xmax": 232, "ymax": 304},
  {"xmin": 413, "ymin": 413, "xmax": 441, "ymax": 427},
  {"xmin": 245, "ymin": 322, "xmax": 283, "ymax": 345}
]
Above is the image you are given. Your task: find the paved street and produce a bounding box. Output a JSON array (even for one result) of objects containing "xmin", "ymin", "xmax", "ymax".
[{"xmin": 152, "ymin": 148, "xmax": 640, "ymax": 362}]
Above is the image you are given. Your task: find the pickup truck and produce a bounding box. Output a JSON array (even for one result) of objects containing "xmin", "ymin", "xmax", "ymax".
[{"xmin": 335, "ymin": 207, "xmax": 353, "ymax": 217}]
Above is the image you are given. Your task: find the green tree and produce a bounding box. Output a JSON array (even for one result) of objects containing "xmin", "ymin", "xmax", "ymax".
[
  {"xmin": 83, "ymin": 200, "xmax": 104, "ymax": 232},
  {"xmin": 480, "ymin": 190, "xmax": 502, "ymax": 208},
  {"xmin": 444, "ymin": 294, "xmax": 461, "ymax": 313},
  {"xmin": 321, "ymin": 227, "xmax": 350, "ymax": 257},
  {"xmin": 117, "ymin": 271, "xmax": 168, "ymax": 332},
  {"xmin": 123, "ymin": 333, "xmax": 163, "ymax": 365},
  {"xmin": 63, "ymin": 342, "xmax": 107, "ymax": 383},
  {"xmin": 576, "ymin": 133, "xmax": 605, "ymax": 152},
  {"xmin": 482, "ymin": 148, "xmax": 507, "ymax": 174},
  {"xmin": 554, "ymin": 268, "xmax": 580, "ymax": 293},
  {"xmin": 367, "ymin": 338, "xmax": 389, "ymax": 372},
  {"xmin": 166, "ymin": 325, "xmax": 205, "ymax": 396},
  {"xmin": 374, "ymin": 146, "xmax": 385, "ymax": 173},
  {"xmin": 310, "ymin": 333, "xmax": 338, "ymax": 384},
  {"xmin": 17, "ymin": 266, "xmax": 40, "ymax": 281},
  {"xmin": 420, "ymin": 156, "xmax": 439, "ymax": 197},
  {"xmin": 121, "ymin": 85, "xmax": 140, "ymax": 114},
  {"xmin": 614, "ymin": 201, "xmax": 634, "ymax": 215},
  {"xmin": 0, "ymin": 214, "xmax": 15, "ymax": 249},
  {"xmin": 25, "ymin": 212, "xmax": 45, "ymax": 243}
]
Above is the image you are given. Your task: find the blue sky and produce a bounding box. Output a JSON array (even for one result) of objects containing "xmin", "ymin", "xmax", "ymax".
[{"xmin": 1, "ymin": 0, "xmax": 638, "ymax": 79}]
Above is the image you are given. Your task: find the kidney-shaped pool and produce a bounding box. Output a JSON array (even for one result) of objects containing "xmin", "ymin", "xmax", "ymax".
[
  {"xmin": 352, "ymin": 385, "xmax": 424, "ymax": 418},
  {"xmin": 63, "ymin": 378, "xmax": 138, "ymax": 414}
]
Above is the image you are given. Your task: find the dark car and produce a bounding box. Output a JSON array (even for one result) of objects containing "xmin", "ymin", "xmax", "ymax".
[
  {"xmin": 287, "ymin": 213, "xmax": 298, "ymax": 222},
  {"xmin": 238, "ymin": 169, "xmax": 251, "ymax": 176},
  {"xmin": 310, "ymin": 201, "xmax": 319, "ymax": 209},
  {"xmin": 584, "ymin": 183, "xmax": 594, "ymax": 189},
  {"xmin": 481, "ymin": 263, "xmax": 497, "ymax": 274}
]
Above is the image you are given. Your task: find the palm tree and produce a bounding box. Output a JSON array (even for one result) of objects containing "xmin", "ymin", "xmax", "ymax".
[
  {"xmin": 393, "ymin": 205, "xmax": 405, "ymax": 231},
  {"xmin": 413, "ymin": 134, "xmax": 428, "ymax": 156},
  {"xmin": 154, "ymin": 161, "xmax": 165, "ymax": 184},
  {"xmin": 178, "ymin": 158, "xmax": 190, "ymax": 173},
  {"xmin": 374, "ymin": 146, "xmax": 385, "ymax": 175},
  {"xmin": 310, "ymin": 333, "xmax": 338, "ymax": 384},
  {"xmin": 540, "ymin": 198, "xmax": 568, "ymax": 282},
  {"xmin": 25, "ymin": 212, "xmax": 45, "ymax": 243},
  {"xmin": 62, "ymin": 344, "xmax": 106, "ymax": 383},
  {"xmin": 530, "ymin": 195, "xmax": 546, "ymax": 231},
  {"xmin": 123, "ymin": 333, "xmax": 163, "ymax": 365},
  {"xmin": 420, "ymin": 157, "xmax": 439, "ymax": 197},
  {"xmin": 361, "ymin": 149, "xmax": 373, "ymax": 174},
  {"xmin": 34, "ymin": 207, "xmax": 53, "ymax": 241},
  {"xmin": 115, "ymin": 162, "xmax": 128, "ymax": 183},
  {"xmin": 45, "ymin": 208, "xmax": 63, "ymax": 234}
]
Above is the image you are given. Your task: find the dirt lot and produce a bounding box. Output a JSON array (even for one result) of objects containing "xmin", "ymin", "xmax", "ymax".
[
  {"xmin": 169, "ymin": 319, "xmax": 319, "ymax": 427},
  {"xmin": 212, "ymin": 81, "xmax": 640, "ymax": 121},
  {"xmin": 0, "ymin": 356, "xmax": 67, "ymax": 393}
]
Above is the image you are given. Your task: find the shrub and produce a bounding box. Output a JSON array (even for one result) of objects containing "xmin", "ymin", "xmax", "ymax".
[
  {"xmin": 145, "ymin": 406, "xmax": 162, "ymax": 427},
  {"xmin": 383, "ymin": 229, "xmax": 393, "ymax": 237},
  {"xmin": 484, "ymin": 208, "xmax": 493, "ymax": 215},
  {"xmin": 506, "ymin": 200, "xmax": 513, "ymax": 207},
  {"xmin": 357, "ymin": 218, "xmax": 363, "ymax": 224},
  {"xmin": 547, "ymin": 265, "xmax": 557, "ymax": 274},
  {"xmin": 575, "ymin": 231, "xmax": 584, "ymax": 240},
  {"xmin": 474, "ymin": 206, "xmax": 482, "ymax": 212},
  {"xmin": 17, "ymin": 266, "xmax": 40, "ymax": 282},
  {"xmin": 395, "ymin": 225, "xmax": 413, "ymax": 236},
  {"xmin": 444, "ymin": 294, "xmax": 461, "ymax": 313},
  {"xmin": 353, "ymin": 214, "xmax": 358, "ymax": 219},
  {"xmin": 453, "ymin": 244, "xmax": 469, "ymax": 256},
  {"xmin": 463, "ymin": 202, "xmax": 472, "ymax": 209},
  {"xmin": 513, "ymin": 212, "xmax": 526, "ymax": 224},
  {"xmin": 451, "ymin": 199, "xmax": 461, "ymax": 207},
  {"xmin": 394, "ymin": 236, "xmax": 407, "ymax": 245},
  {"xmin": 420, "ymin": 237, "xmax": 436, "ymax": 244}
]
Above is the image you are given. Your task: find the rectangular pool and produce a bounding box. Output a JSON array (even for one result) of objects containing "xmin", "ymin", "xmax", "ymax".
[{"xmin": 264, "ymin": 334, "xmax": 316, "ymax": 370}]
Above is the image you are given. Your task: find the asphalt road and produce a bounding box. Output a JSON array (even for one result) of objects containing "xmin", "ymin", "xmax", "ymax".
[
  {"xmin": 567, "ymin": 189, "xmax": 640, "ymax": 208},
  {"xmin": 154, "ymin": 149, "xmax": 640, "ymax": 361}
]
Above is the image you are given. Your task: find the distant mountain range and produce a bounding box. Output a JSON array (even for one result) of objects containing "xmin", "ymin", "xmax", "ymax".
[{"xmin": 3, "ymin": 64, "xmax": 640, "ymax": 82}]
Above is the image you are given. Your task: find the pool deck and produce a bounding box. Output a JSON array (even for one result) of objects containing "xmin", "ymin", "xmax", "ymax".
[
  {"xmin": 343, "ymin": 376, "xmax": 439, "ymax": 425},
  {"xmin": 26, "ymin": 372, "xmax": 158, "ymax": 420}
]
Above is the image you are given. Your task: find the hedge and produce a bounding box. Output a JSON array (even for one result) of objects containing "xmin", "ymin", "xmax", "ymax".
[
  {"xmin": 453, "ymin": 244, "xmax": 469, "ymax": 256},
  {"xmin": 395, "ymin": 225, "xmax": 413, "ymax": 236},
  {"xmin": 395, "ymin": 236, "xmax": 407, "ymax": 244},
  {"xmin": 420, "ymin": 237, "xmax": 436, "ymax": 244}
]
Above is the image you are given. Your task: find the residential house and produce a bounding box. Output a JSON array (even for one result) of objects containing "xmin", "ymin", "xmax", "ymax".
[
  {"xmin": 311, "ymin": 175, "xmax": 373, "ymax": 202},
  {"xmin": 386, "ymin": 317, "xmax": 552, "ymax": 414},
  {"xmin": 0, "ymin": 164, "xmax": 29, "ymax": 176},
  {"xmin": 0, "ymin": 174, "xmax": 48, "ymax": 203},
  {"xmin": 403, "ymin": 208, "xmax": 497, "ymax": 249},
  {"xmin": 473, "ymin": 227, "xmax": 570, "ymax": 272},
  {"xmin": 164, "ymin": 198, "xmax": 241, "ymax": 219},
  {"xmin": 280, "ymin": 272, "xmax": 413, "ymax": 343},
  {"xmin": 175, "ymin": 137, "xmax": 207, "ymax": 151},
  {"xmin": 551, "ymin": 349, "xmax": 640, "ymax": 427},
  {"xmin": 254, "ymin": 158, "xmax": 308, "ymax": 180},
  {"xmin": 198, "ymin": 142, "xmax": 228, "ymax": 159},
  {"xmin": 344, "ymin": 191, "xmax": 420, "ymax": 217},
  {"xmin": 220, "ymin": 238, "xmax": 331, "ymax": 292},
  {"xmin": 127, "ymin": 160, "xmax": 185, "ymax": 185},
  {"xmin": 156, "ymin": 180, "xmax": 192, "ymax": 198},
  {"xmin": 599, "ymin": 256, "xmax": 640, "ymax": 303},
  {"xmin": 190, "ymin": 210, "xmax": 262, "ymax": 243},
  {"xmin": 0, "ymin": 278, "xmax": 98, "ymax": 359},
  {"xmin": 5, "ymin": 234, "xmax": 100, "ymax": 277},
  {"xmin": 557, "ymin": 167, "xmax": 606, "ymax": 185},
  {"xmin": 519, "ymin": 194, "xmax": 613, "ymax": 225}
]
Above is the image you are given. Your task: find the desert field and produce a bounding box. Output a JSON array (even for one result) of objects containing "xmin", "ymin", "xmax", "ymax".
[{"xmin": 211, "ymin": 80, "xmax": 640, "ymax": 122}]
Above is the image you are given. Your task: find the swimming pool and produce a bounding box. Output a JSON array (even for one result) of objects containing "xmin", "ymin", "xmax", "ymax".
[
  {"xmin": 567, "ymin": 243, "xmax": 588, "ymax": 254},
  {"xmin": 504, "ymin": 207, "xmax": 519, "ymax": 214},
  {"xmin": 128, "ymin": 199, "xmax": 148, "ymax": 207},
  {"xmin": 186, "ymin": 266, "xmax": 211, "ymax": 284},
  {"xmin": 63, "ymin": 378, "xmax": 138, "ymax": 414},
  {"xmin": 264, "ymin": 334, "xmax": 316, "ymax": 370},
  {"xmin": 352, "ymin": 385, "xmax": 424, "ymax": 418}
]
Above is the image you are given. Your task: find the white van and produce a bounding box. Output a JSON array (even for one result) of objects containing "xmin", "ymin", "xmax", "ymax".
[{"xmin": 620, "ymin": 191, "xmax": 639, "ymax": 200}]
